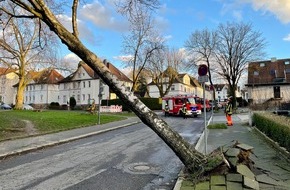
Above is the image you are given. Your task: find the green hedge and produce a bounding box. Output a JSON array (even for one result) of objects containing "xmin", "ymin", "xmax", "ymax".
[
  {"xmin": 252, "ymin": 111, "xmax": 290, "ymax": 152},
  {"xmin": 101, "ymin": 98, "xmax": 162, "ymax": 111}
]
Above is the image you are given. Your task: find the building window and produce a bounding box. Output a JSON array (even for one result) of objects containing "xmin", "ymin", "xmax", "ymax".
[
  {"xmin": 273, "ymin": 86, "xmax": 281, "ymax": 99},
  {"xmin": 260, "ymin": 63, "xmax": 265, "ymax": 67},
  {"xmin": 285, "ymin": 61, "xmax": 290, "ymax": 65},
  {"xmin": 285, "ymin": 69, "xmax": 290, "ymax": 74},
  {"xmin": 88, "ymin": 81, "xmax": 91, "ymax": 87},
  {"xmin": 82, "ymin": 94, "xmax": 85, "ymax": 101},
  {"xmin": 83, "ymin": 81, "xmax": 86, "ymax": 88},
  {"xmin": 253, "ymin": 71, "xmax": 259, "ymax": 76},
  {"xmin": 171, "ymin": 85, "xmax": 175, "ymax": 91},
  {"xmin": 40, "ymin": 95, "xmax": 43, "ymax": 101},
  {"xmin": 63, "ymin": 95, "xmax": 67, "ymax": 104},
  {"xmin": 77, "ymin": 94, "xmax": 80, "ymax": 101},
  {"xmin": 87, "ymin": 94, "xmax": 90, "ymax": 100},
  {"xmin": 41, "ymin": 84, "xmax": 44, "ymax": 90}
]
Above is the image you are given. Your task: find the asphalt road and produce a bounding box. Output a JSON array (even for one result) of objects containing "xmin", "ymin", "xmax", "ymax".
[{"xmin": 0, "ymin": 114, "xmax": 207, "ymax": 190}]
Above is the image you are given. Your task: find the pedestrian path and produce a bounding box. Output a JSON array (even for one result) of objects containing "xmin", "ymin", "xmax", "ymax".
[
  {"xmin": 0, "ymin": 117, "xmax": 140, "ymax": 159},
  {"xmin": 178, "ymin": 112, "xmax": 290, "ymax": 190}
]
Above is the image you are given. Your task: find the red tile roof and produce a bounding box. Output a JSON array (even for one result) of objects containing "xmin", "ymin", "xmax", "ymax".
[
  {"xmin": 0, "ymin": 67, "xmax": 16, "ymax": 75},
  {"xmin": 60, "ymin": 61, "xmax": 131, "ymax": 83},
  {"xmin": 33, "ymin": 68, "xmax": 64, "ymax": 84},
  {"xmin": 247, "ymin": 58, "xmax": 290, "ymax": 86}
]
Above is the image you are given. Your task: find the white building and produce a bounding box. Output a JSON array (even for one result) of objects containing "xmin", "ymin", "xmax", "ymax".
[
  {"xmin": 24, "ymin": 68, "xmax": 64, "ymax": 108},
  {"xmin": 148, "ymin": 73, "xmax": 212, "ymax": 99},
  {"xmin": 58, "ymin": 61, "xmax": 132, "ymax": 106},
  {"xmin": 0, "ymin": 68, "xmax": 18, "ymax": 104}
]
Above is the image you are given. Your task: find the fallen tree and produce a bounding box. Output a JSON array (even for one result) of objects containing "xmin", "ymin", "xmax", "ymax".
[{"xmin": 2, "ymin": 0, "xmax": 229, "ymax": 179}]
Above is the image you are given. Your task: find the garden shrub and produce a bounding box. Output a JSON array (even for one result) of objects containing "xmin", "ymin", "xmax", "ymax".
[
  {"xmin": 49, "ymin": 102, "xmax": 60, "ymax": 110},
  {"xmin": 252, "ymin": 111, "xmax": 290, "ymax": 152}
]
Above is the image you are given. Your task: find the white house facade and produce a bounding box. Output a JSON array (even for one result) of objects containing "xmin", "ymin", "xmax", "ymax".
[
  {"xmin": 24, "ymin": 69, "xmax": 64, "ymax": 108},
  {"xmin": 0, "ymin": 68, "xmax": 18, "ymax": 105},
  {"xmin": 148, "ymin": 73, "xmax": 212, "ymax": 99},
  {"xmin": 59, "ymin": 61, "xmax": 132, "ymax": 106}
]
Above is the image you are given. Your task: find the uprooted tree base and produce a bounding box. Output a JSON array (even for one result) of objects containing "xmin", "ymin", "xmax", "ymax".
[{"xmin": 184, "ymin": 141, "xmax": 255, "ymax": 184}]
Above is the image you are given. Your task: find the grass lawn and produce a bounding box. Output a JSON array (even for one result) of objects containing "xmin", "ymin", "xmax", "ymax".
[{"xmin": 0, "ymin": 110, "xmax": 135, "ymax": 141}]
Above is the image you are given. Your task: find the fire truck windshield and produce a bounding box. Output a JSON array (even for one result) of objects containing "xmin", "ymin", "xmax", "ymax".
[{"xmin": 187, "ymin": 98, "xmax": 196, "ymax": 104}]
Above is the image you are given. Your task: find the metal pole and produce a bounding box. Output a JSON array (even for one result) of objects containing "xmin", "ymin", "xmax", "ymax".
[
  {"xmin": 97, "ymin": 80, "xmax": 102, "ymax": 125},
  {"xmin": 97, "ymin": 97, "xmax": 101, "ymax": 125},
  {"xmin": 203, "ymin": 82, "xmax": 207, "ymax": 154}
]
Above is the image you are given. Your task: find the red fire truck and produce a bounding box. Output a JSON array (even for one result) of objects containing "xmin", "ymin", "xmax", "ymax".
[
  {"xmin": 194, "ymin": 96, "xmax": 211, "ymax": 112},
  {"xmin": 162, "ymin": 94, "xmax": 201, "ymax": 117}
]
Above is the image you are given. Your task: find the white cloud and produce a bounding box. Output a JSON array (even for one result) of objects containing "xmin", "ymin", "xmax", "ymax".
[
  {"xmin": 242, "ymin": 0, "xmax": 290, "ymax": 24},
  {"xmin": 56, "ymin": 14, "xmax": 101, "ymax": 45},
  {"xmin": 79, "ymin": 1, "xmax": 128, "ymax": 32},
  {"xmin": 283, "ymin": 34, "xmax": 290, "ymax": 41},
  {"xmin": 113, "ymin": 55, "xmax": 133, "ymax": 62},
  {"xmin": 232, "ymin": 10, "xmax": 243, "ymax": 21},
  {"xmin": 63, "ymin": 53, "xmax": 81, "ymax": 63}
]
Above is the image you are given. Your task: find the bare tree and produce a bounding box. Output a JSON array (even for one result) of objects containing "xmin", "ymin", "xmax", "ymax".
[
  {"xmin": 0, "ymin": 2, "xmax": 58, "ymax": 109},
  {"xmin": 215, "ymin": 22, "xmax": 267, "ymax": 107},
  {"xmin": 185, "ymin": 29, "xmax": 218, "ymax": 104},
  {"xmin": 147, "ymin": 48, "xmax": 183, "ymax": 97},
  {"xmin": 121, "ymin": 6, "xmax": 164, "ymax": 92},
  {"xmin": 2, "ymin": 0, "xmax": 226, "ymax": 179}
]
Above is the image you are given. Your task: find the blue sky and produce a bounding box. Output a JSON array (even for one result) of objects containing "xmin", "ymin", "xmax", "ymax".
[{"xmin": 59, "ymin": 0, "xmax": 290, "ymax": 71}]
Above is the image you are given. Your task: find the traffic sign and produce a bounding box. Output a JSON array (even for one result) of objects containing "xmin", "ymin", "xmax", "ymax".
[
  {"xmin": 198, "ymin": 75, "xmax": 209, "ymax": 83},
  {"xmin": 198, "ymin": 64, "xmax": 208, "ymax": 76}
]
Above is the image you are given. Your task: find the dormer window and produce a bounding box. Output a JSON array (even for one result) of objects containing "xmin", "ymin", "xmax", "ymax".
[{"xmin": 260, "ymin": 63, "xmax": 265, "ymax": 67}]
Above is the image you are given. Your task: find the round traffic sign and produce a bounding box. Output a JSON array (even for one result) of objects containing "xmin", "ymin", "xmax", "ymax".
[{"xmin": 198, "ymin": 64, "xmax": 208, "ymax": 76}]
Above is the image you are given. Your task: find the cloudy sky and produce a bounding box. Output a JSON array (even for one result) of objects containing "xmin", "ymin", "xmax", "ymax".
[{"xmin": 59, "ymin": 0, "xmax": 290, "ymax": 71}]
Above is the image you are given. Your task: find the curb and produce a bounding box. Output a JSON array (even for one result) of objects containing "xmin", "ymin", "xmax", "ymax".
[
  {"xmin": 0, "ymin": 121, "xmax": 140, "ymax": 159},
  {"xmin": 173, "ymin": 128, "xmax": 207, "ymax": 190}
]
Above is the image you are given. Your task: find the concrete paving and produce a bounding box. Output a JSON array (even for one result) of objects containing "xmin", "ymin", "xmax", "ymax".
[{"xmin": 176, "ymin": 111, "xmax": 290, "ymax": 190}]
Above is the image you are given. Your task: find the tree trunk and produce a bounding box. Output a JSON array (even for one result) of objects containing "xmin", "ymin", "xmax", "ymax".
[{"xmin": 14, "ymin": 78, "xmax": 25, "ymax": 110}]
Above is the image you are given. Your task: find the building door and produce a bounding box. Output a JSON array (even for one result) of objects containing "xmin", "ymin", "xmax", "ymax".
[{"xmin": 273, "ymin": 86, "xmax": 281, "ymax": 98}]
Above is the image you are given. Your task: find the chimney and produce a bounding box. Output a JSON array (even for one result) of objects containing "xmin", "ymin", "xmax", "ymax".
[{"xmin": 271, "ymin": 57, "xmax": 277, "ymax": 62}]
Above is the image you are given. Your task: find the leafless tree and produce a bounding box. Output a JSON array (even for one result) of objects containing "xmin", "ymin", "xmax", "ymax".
[
  {"xmin": 215, "ymin": 22, "xmax": 267, "ymax": 107},
  {"xmin": 185, "ymin": 29, "xmax": 218, "ymax": 103},
  {"xmin": 121, "ymin": 5, "xmax": 165, "ymax": 92},
  {"xmin": 1, "ymin": 0, "xmax": 225, "ymax": 179},
  {"xmin": 0, "ymin": 2, "xmax": 59, "ymax": 109},
  {"xmin": 147, "ymin": 48, "xmax": 184, "ymax": 97}
]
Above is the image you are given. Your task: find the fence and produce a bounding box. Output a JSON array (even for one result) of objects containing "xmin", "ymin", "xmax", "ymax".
[{"xmin": 100, "ymin": 105, "xmax": 122, "ymax": 113}]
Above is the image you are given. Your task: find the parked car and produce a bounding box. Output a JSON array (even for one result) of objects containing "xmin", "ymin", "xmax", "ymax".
[
  {"xmin": 23, "ymin": 104, "xmax": 34, "ymax": 110},
  {"xmin": 1, "ymin": 103, "xmax": 12, "ymax": 110}
]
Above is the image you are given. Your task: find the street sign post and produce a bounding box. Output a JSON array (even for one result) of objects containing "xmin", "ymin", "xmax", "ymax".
[{"xmin": 198, "ymin": 64, "xmax": 208, "ymax": 154}]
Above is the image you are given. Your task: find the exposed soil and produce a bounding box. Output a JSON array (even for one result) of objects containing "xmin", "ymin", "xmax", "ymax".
[{"xmin": 22, "ymin": 120, "xmax": 39, "ymax": 135}]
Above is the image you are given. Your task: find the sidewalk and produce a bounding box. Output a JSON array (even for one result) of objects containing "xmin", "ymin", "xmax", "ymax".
[
  {"xmin": 177, "ymin": 112, "xmax": 290, "ymax": 190},
  {"xmin": 0, "ymin": 117, "xmax": 141, "ymax": 159}
]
